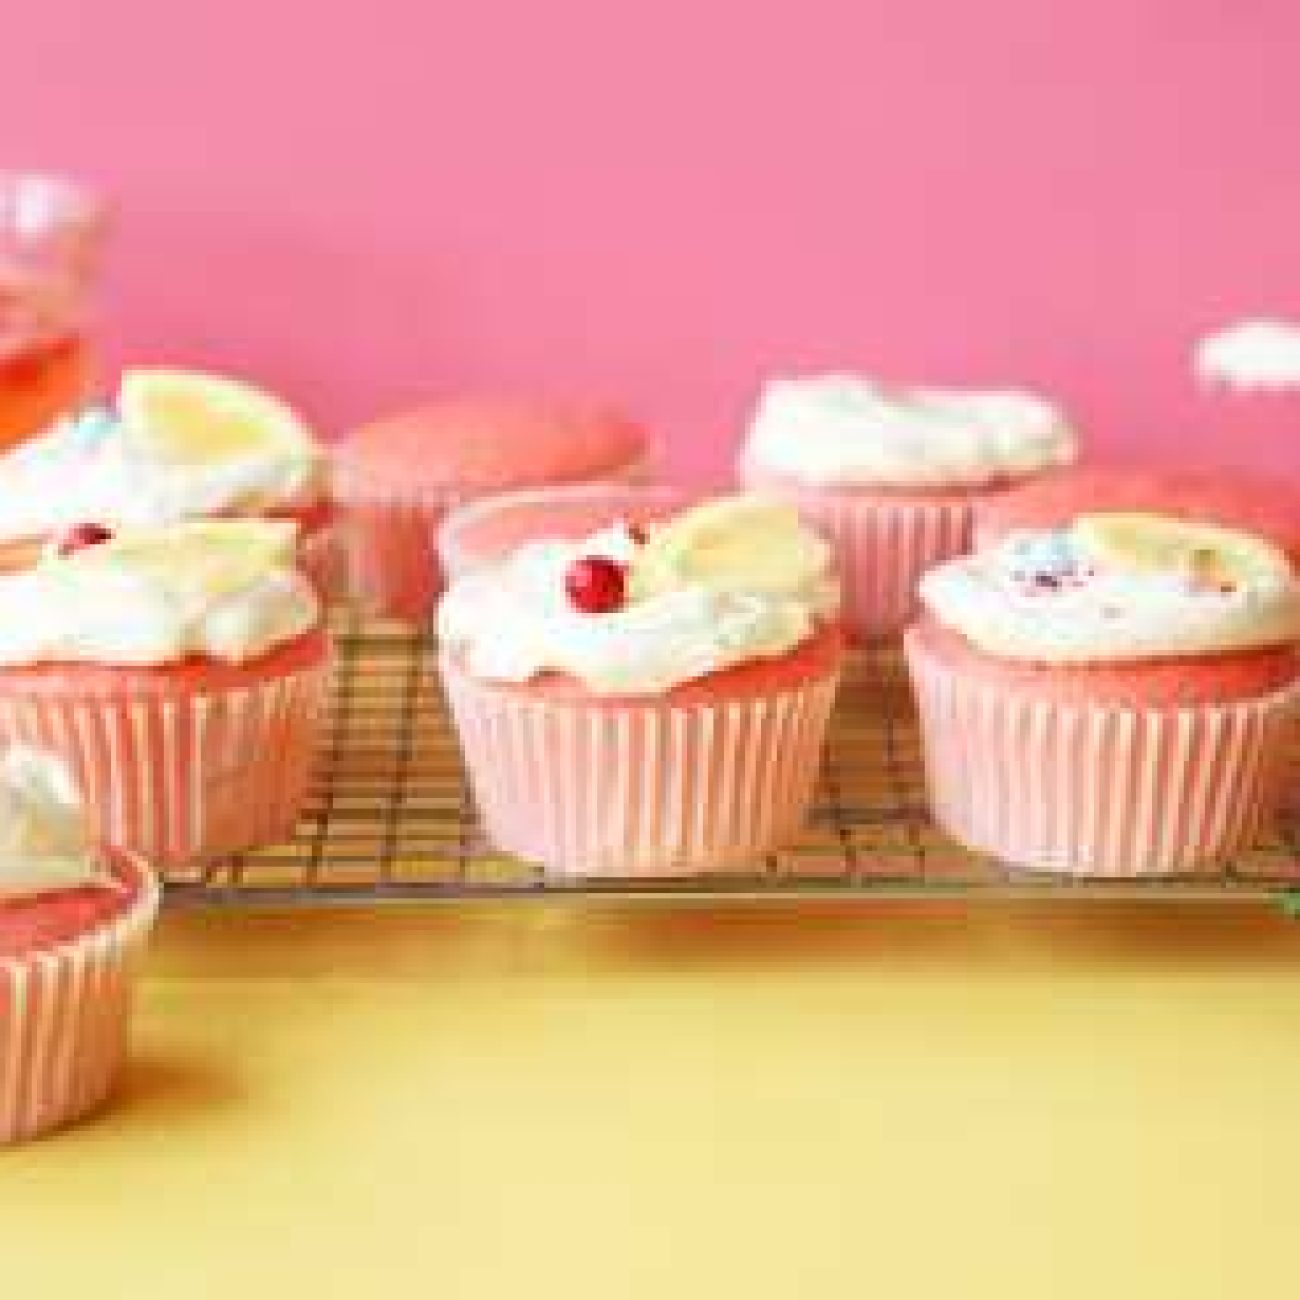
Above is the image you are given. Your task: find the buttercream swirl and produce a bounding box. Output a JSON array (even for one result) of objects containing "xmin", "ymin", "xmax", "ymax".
[
  {"xmin": 0, "ymin": 400, "xmax": 322, "ymax": 543},
  {"xmin": 741, "ymin": 374, "xmax": 1075, "ymax": 488},
  {"xmin": 437, "ymin": 497, "xmax": 838, "ymax": 695},
  {"xmin": 0, "ymin": 747, "xmax": 109, "ymax": 899},
  {"xmin": 919, "ymin": 520, "xmax": 1300, "ymax": 664},
  {"xmin": 0, "ymin": 520, "xmax": 319, "ymax": 667},
  {"xmin": 1196, "ymin": 319, "xmax": 1300, "ymax": 391}
]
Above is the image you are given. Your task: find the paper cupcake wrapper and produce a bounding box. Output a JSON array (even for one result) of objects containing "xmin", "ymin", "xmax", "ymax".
[
  {"xmin": 742, "ymin": 482, "xmax": 974, "ymax": 638},
  {"xmin": 297, "ymin": 519, "xmax": 349, "ymax": 604},
  {"xmin": 337, "ymin": 455, "xmax": 654, "ymax": 624},
  {"xmin": 343, "ymin": 492, "xmax": 453, "ymax": 624},
  {"xmin": 0, "ymin": 864, "xmax": 159, "ymax": 1144},
  {"xmin": 906, "ymin": 639, "xmax": 1300, "ymax": 876},
  {"xmin": 442, "ymin": 660, "xmax": 840, "ymax": 877},
  {"xmin": 0, "ymin": 661, "xmax": 331, "ymax": 875}
]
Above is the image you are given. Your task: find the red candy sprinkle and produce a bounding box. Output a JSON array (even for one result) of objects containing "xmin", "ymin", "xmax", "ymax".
[
  {"xmin": 56, "ymin": 522, "xmax": 114, "ymax": 556},
  {"xmin": 565, "ymin": 555, "xmax": 627, "ymax": 614}
]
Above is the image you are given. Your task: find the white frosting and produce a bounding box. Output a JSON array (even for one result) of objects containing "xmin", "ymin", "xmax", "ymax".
[
  {"xmin": 741, "ymin": 374, "xmax": 1075, "ymax": 488},
  {"xmin": 0, "ymin": 747, "xmax": 108, "ymax": 899},
  {"xmin": 1196, "ymin": 319, "xmax": 1300, "ymax": 391},
  {"xmin": 437, "ymin": 516, "xmax": 838, "ymax": 695},
  {"xmin": 0, "ymin": 405, "xmax": 322, "ymax": 542},
  {"xmin": 920, "ymin": 527, "xmax": 1300, "ymax": 664},
  {"xmin": 0, "ymin": 523, "xmax": 320, "ymax": 667}
]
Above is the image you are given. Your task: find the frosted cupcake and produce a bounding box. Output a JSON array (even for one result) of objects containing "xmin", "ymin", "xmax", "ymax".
[
  {"xmin": 738, "ymin": 374, "xmax": 1076, "ymax": 637},
  {"xmin": 906, "ymin": 514, "xmax": 1300, "ymax": 876},
  {"xmin": 0, "ymin": 747, "xmax": 159, "ymax": 1143},
  {"xmin": 335, "ymin": 398, "xmax": 650, "ymax": 623},
  {"xmin": 438, "ymin": 493, "xmax": 843, "ymax": 877},
  {"xmin": 0, "ymin": 519, "xmax": 332, "ymax": 873},
  {"xmin": 0, "ymin": 368, "xmax": 339, "ymax": 594},
  {"xmin": 1196, "ymin": 322, "xmax": 1300, "ymax": 818}
]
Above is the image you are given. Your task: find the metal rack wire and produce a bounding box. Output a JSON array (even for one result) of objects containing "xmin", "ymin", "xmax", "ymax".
[{"xmin": 166, "ymin": 616, "xmax": 1300, "ymax": 908}]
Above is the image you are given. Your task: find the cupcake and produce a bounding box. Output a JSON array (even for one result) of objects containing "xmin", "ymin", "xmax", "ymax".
[
  {"xmin": 0, "ymin": 367, "xmax": 340, "ymax": 595},
  {"xmin": 0, "ymin": 746, "xmax": 159, "ymax": 1143},
  {"xmin": 0, "ymin": 518, "xmax": 332, "ymax": 873},
  {"xmin": 906, "ymin": 513, "xmax": 1300, "ymax": 876},
  {"xmin": 437, "ymin": 492, "xmax": 843, "ymax": 877},
  {"xmin": 1193, "ymin": 324, "xmax": 1300, "ymax": 818},
  {"xmin": 738, "ymin": 374, "xmax": 1076, "ymax": 637},
  {"xmin": 335, "ymin": 398, "xmax": 650, "ymax": 623}
]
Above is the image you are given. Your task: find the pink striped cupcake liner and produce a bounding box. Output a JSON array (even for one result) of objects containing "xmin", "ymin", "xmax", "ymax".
[
  {"xmin": 1, "ymin": 860, "xmax": 159, "ymax": 1144},
  {"xmin": 0, "ymin": 660, "xmax": 332, "ymax": 875},
  {"xmin": 297, "ymin": 519, "xmax": 349, "ymax": 603},
  {"xmin": 339, "ymin": 482, "xmax": 456, "ymax": 624},
  {"xmin": 442, "ymin": 658, "xmax": 841, "ymax": 878},
  {"xmin": 737, "ymin": 473, "xmax": 973, "ymax": 639},
  {"xmin": 906, "ymin": 634, "xmax": 1300, "ymax": 876},
  {"xmin": 824, "ymin": 495, "xmax": 972, "ymax": 638}
]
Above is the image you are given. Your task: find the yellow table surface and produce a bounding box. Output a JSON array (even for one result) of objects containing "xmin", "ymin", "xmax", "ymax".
[{"xmin": 6, "ymin": 898, "xmax": 1300, "ymax": 1296}]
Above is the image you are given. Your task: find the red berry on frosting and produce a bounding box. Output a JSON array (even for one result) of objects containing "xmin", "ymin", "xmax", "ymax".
[
  {"xmin": 56, "ymin": 522, "xmax": 114, "ymax": 556},
  {"xmin": 565, "ymin": 555, "xmax": 627, "ymax": 614}
]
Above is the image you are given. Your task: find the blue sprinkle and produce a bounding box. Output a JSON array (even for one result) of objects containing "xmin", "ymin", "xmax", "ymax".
[
  {"xmin": 68, "ymin": 405, "xmax": 119, "ymax": 447},
  {"xmin": 1004, "ymin": 530, "xmax": 1078, "ymax": 579}
]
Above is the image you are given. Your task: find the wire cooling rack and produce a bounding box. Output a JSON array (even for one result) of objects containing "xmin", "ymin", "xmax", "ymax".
[{"xmin": 165, "ymin": 615, "xmax": 1300, "ymax": 909}]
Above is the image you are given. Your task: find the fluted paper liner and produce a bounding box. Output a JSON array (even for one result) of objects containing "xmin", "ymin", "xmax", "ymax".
[
  {"xmin": 906, "ymin": 637, "xmax": 1300, "ymax": 876},
  {"xmin": 0, "ymin": 659, "xmax": 331, "ymax": 875},
  {"xmin": 0, "ymin": 861, "xmax": 159, "ymax": 1144},
  {"xmin": 442, "ymin": 659, "xmax": 840, "ymax": 877},
  {"xmin": 297, "ymin": 519, "xmax": 348, "ymax": 603},
  {"xmin": 739, "ymin": 479, "xmax": 974, "ymax": 639}
]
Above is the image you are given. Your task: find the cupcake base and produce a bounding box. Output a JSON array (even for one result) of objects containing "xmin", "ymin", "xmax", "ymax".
[
  {"xmin": 906, "ymin": 621, "xmax": 1300, "ymax": 877},
  {"xmin": 441, "ymin": 627, "xmax": 843, "ymax": 878},
  {"xmin": 342, "ymin": 488, "xmax": 451, "ymax": 624},
  {"xmin": 0, "ymin": 631, "xmax": 333, "ymax": 875},
  {"xmin": 0, "ymin": 851, "xmax": 159, "ymax": 1144}
]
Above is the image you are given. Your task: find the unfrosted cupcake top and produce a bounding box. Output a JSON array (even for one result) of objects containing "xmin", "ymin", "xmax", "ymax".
[
  {"xmin": 920, "ymin": 513, "xmax": 1300, "ymax": 664},
  {"xmin": 0, "ymin": 747, "xmax": 111, "ymax": 900},
  {"xmin": 741, "ymin": 374, "xmax": 1075, "ymax": 489},
  {"xmin": 437, "ymin": 495, "xmax": 838, "ymax": 694},
  {"xmin": 0, "ymin": 518, "xmax": 319, "ymax": 667},
  {"xmin": 0, "ymin": 368, "xmax": 324, "ymax": 542},
  {"xmin": 1196, "ymin": 319, "xmax": 1300, "ymax": 391},
  {"xmin": 337, "ymin": 398, "xmax": 647, "ymax": 494}
]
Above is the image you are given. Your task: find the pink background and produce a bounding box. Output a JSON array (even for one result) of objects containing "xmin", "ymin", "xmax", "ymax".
[{"xmin": 3, "ymin": 0, "xmax": 1297, "ymax": 485}]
